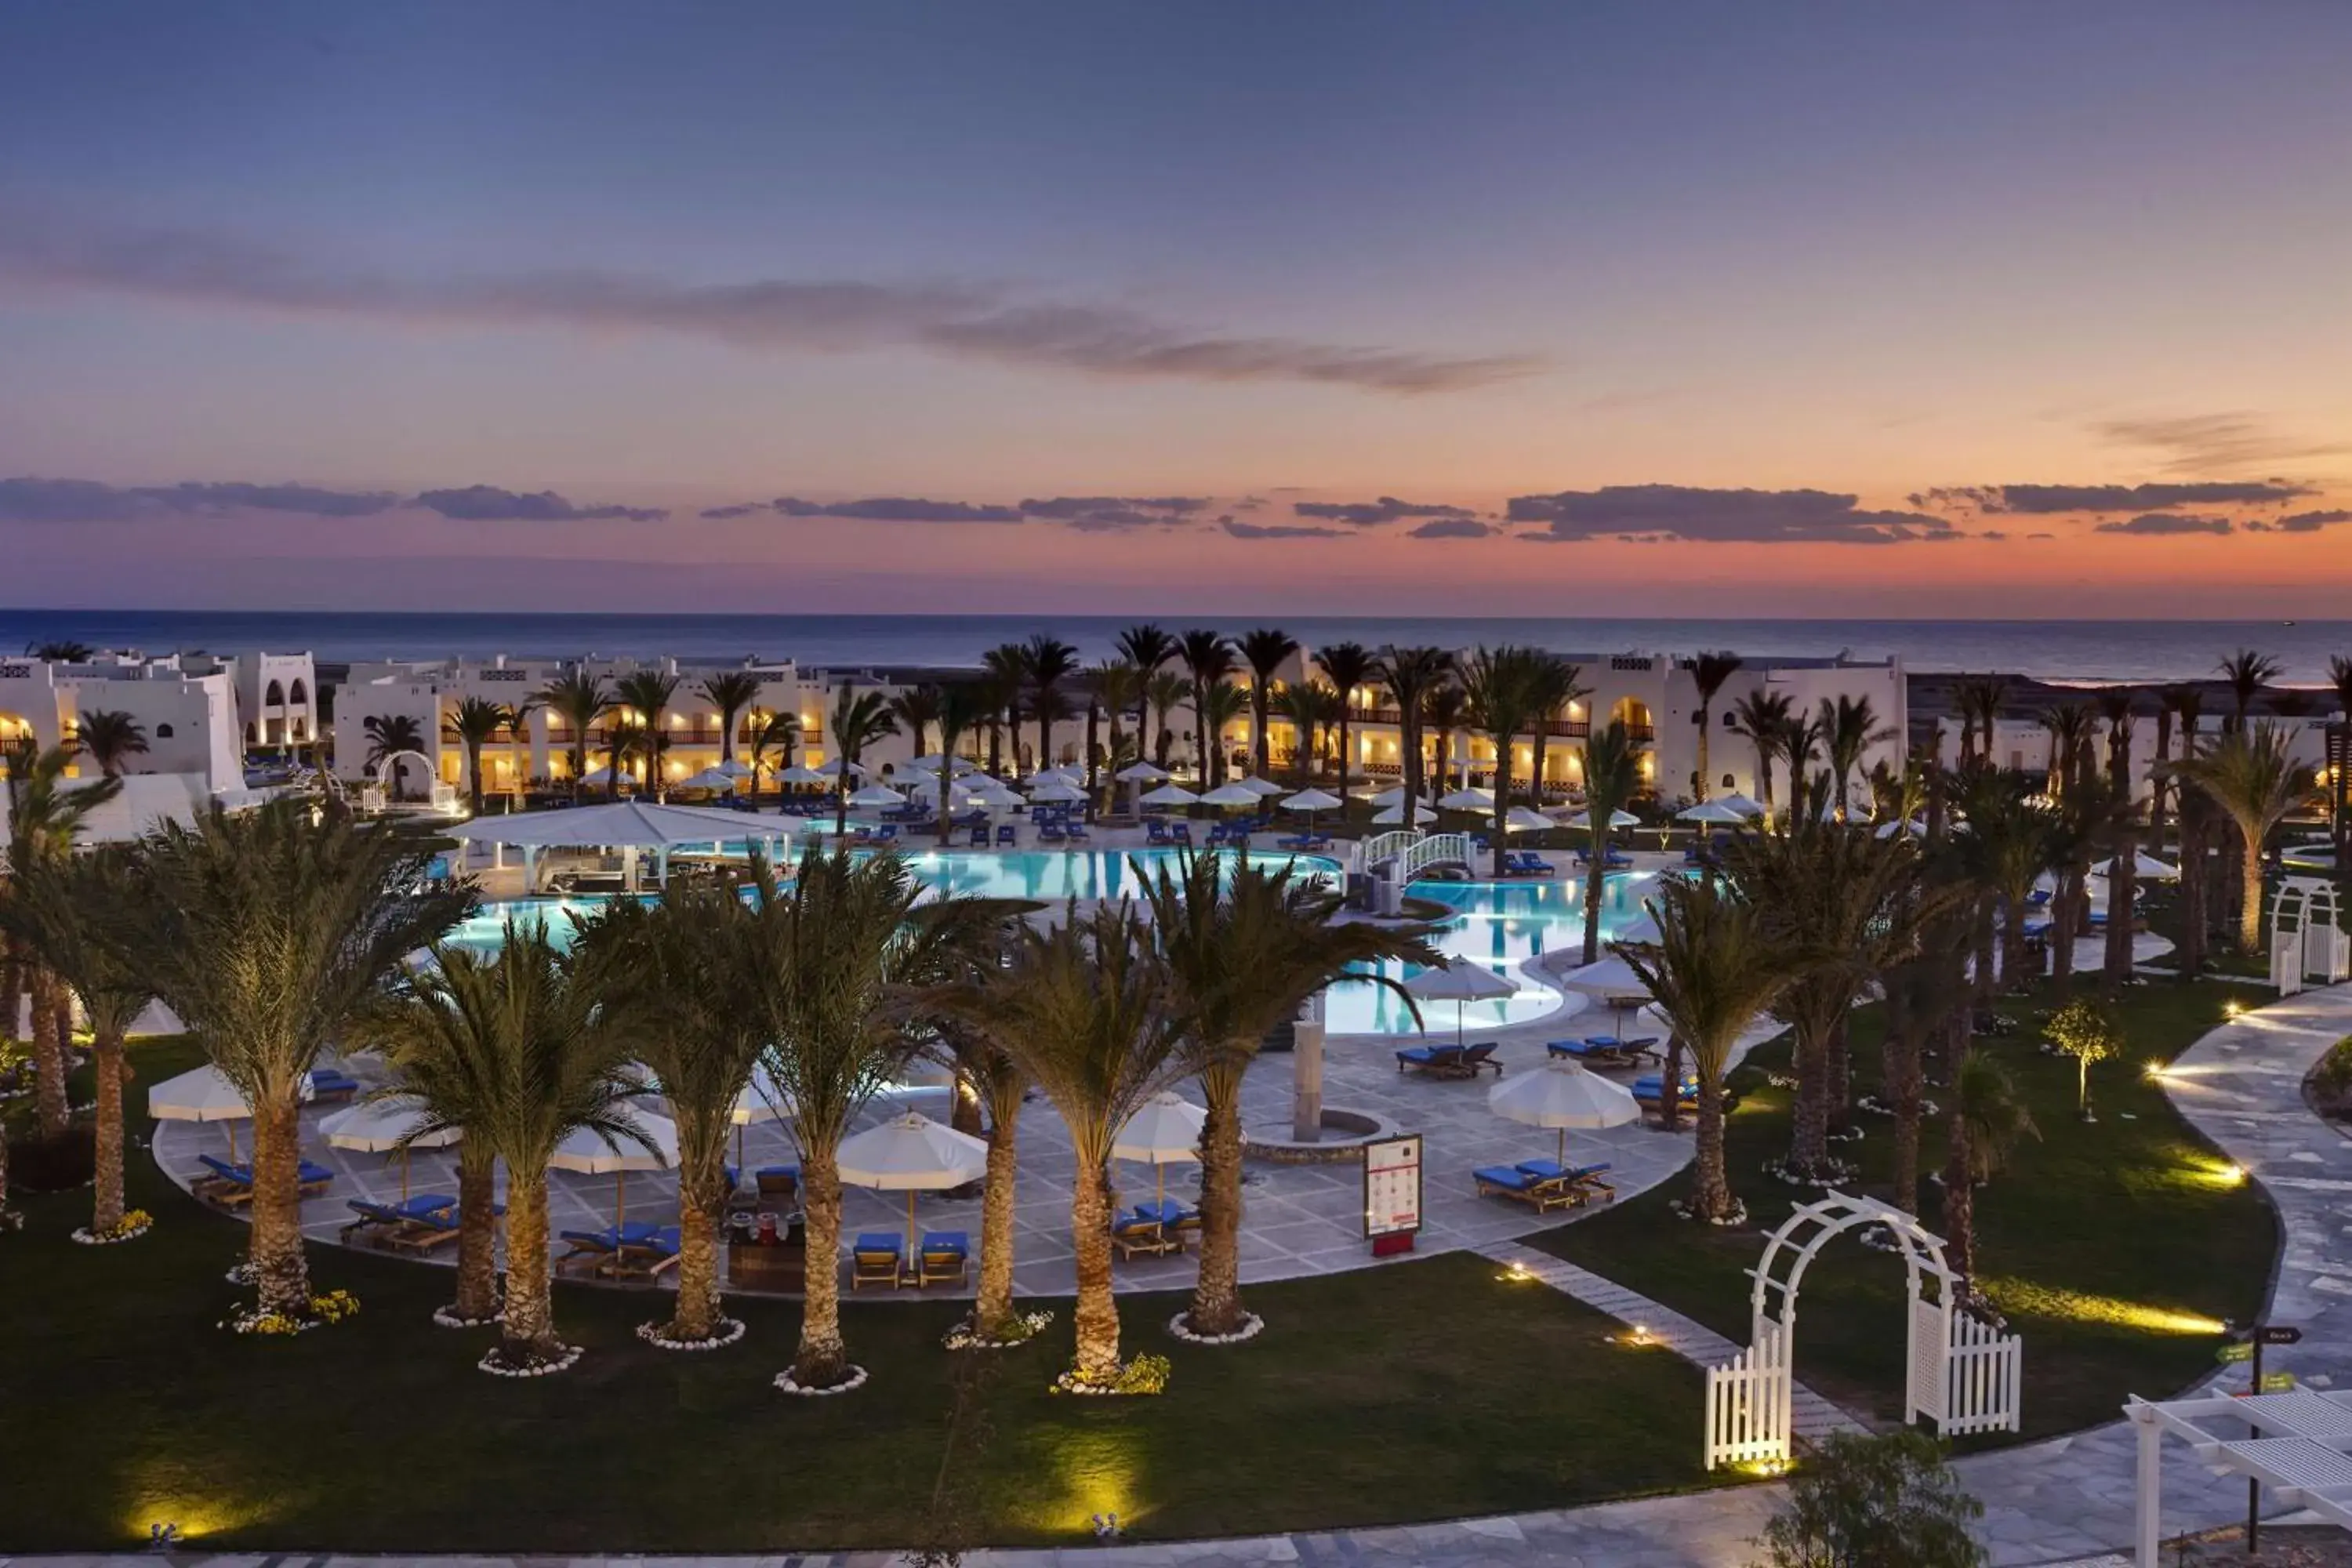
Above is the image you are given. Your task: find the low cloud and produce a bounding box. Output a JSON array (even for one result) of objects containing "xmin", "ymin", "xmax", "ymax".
[
  {"xmin": 1510, "ymin": 485, "xmax": 1959, "ymax": 546},
  {"xmin": 1408, "ymin": 517, "xmax": 1496, "ymax": 539},
  {"xmin": 1914, "ymin": 481, "xmax": 2314, "ymax": 514},
  {"xmin": 698, "ymin": 503, "xmax": 770, "ymax": 520},
  {"xmin": 1293, "ymin": 495, "xmax": 1475, "ymax": 526},
  {"xmin": 1222, "ymin": 519, "xmax": 1348, "ymax": 539},
  {"xmin": 2246, "ymin": 508, "xmax": 2352, "ymax": 535},
  {"xmin": 774, "ymin": 495, "xmax": 1023, "ymax": 523},
  {"xmin": 0, "ymin": 212, "xmax": 1541, "ymax": 396},
  {"xmin": 2092, "ymin": 513, "xmax": 2234, "ymax": 536},
  {"xmin": 2092, "ymin": 412, "xmax": 2348, "ymax": 474},
  {"xmin": 0, "ymin": 474, "xmax": 403, "ymax": 521},
  {"xmin": 415, "ymin": 485, "xmax": 666, "ymax": 522},
  {"xmin": 1018, "ymin": 495, "xmax": 1208, "ymax": 532}
]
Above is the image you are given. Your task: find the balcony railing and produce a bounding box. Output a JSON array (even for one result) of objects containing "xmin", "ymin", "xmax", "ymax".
[{"xmin": 1359, "ymin": 706, "xmax": 1588, "ymax": 740}]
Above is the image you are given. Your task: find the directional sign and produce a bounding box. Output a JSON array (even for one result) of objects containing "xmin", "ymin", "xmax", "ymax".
[
  {"xmin": 2260, "ymin": 1371, "xmax": 2299, "ymax": 1393},
  {"xmin": 2217, "ymin": 1341, "xmax": 2255, "ymax": 1365},
  {"xmin": 2258, "ymin": 1325, "xmax": 2304, "ymax": 1347}
]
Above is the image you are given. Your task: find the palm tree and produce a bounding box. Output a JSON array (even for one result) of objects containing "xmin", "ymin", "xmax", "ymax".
[
  {"xmin": 1878, "ymin": 915, "xmax": 1973, "ymax": 1215},
  {"xmin": 3, "ymin": 740, "xmax": 122, "ymax": 1137},
  {"xmin": 827, "ymin": 684, "xmax": 900, "ymax": 837},
  {"xmin": 742, "ymin": 848, "xmax": 1007, "ymax": 1390},
  {"xmin": 1140, "ymin": 852, "xmax": 1435, "ymax": 1339},
  {"xmin": 1277, "ymin": 680, "xmax": 1336, "ymax": 782},
  {"xmin": 0, "ymin": 845, "xmax": 153, "ymax": 1236},
  {"xmin": 1613, "ymin": 875, "xmax": 1796, "ymax": 1223},
  {"xmin": 72, "ymin": 710, "xmax": 148, "ymax": 778},
  {"xmin": 699, "ymin": 672, "xmax": 762, "ymax": 771},
  {"xmin": 1951, "ymin": 675, "xmax": 2012, "ymax": 770},
  {"xmin": 1198, "ymin": 683, "xmax": 1250, "ymax": 786},
  {"xmin": 498, "ymin": 699, "xmax": 539, "ymax": 805},
  {"xmin": 1818, "ymin": 695, "xmax": 1894, "ymax": 818},
  {"xmin": 1461, "ymin": 645, "xmax": 1540, "ymax": 877},
  {"xmin": 1375, "ymin": 645, "xmax": 1454, "ymax": 826},
  {"xmin": 572, "ymin": 884, "xmax": 767, "ymax": 1345},
  {"xmin": 1316, "ymin": 642, "xmax": 1379, "ymax": 804},
  {"xmin": 374, "ymin": 919, "xmax": 648, "ymax": 1370},
  {"xmin": 114, "ymin": 803, "xmax": 470, "ymax": 1319},
  {"xmin": 979, "ymin": 644, "xmax": 1026, "ymax": 776},
  {"xmin": 613, "ymin": 670, "xmax": 682, "ymax": 800},
  {"xmin": 2331, "ymin": 654, "xmax": 2352, "ymax": 721},
  {"xmin": 746, "ymin": 708, "xmax": 800, "ymax": 800},
  {"xmin": 1116, "ymin": 622, "xmax": 1179, "ymax": 735},
  {"xmin": 2219, "ymin": 648, "xmax": 2282, "ymax": 733},
  {"xmin": 1178, "ymin": 630, "xmax": 1237, "ymax": 786},
  {"xmin": 27, "ymin": 639, "xmax": 94, "ymax": 661},
  {"xmin": 2149, "ymin": 685, "xmax": 2198, "ymax": 844},
  {"xmin": 1022, "ymin": 635, "xmax": 1080, "ymax": 776},
  {"xmin": 889, "ymin": 684, "xmax": 945, "ymax": 764},
  {"xmin": 2171, "ymin": 721, "xmax": 2314, "ymax": 950},
  {"xmin": 1145, "ymin": 670, "xmax": 1190, "ymax": 772},
  {"xmin": 1729, "ymin": 691, "xmax": 1794, "ymax": 808},
  {"xmin": 448, "ymin": 696, "xmax": 506, "ymax": 815},
  {"xmin": 1091, "ymin": 662, "xmax": 1143, "ymax": 808},
  {"xmin": 361, "ymin": 713, "xmax": 425, "ymax": 800},
  {"xmin": 1421, "ymin": 681, "xmax": 1468, "ymax": 800},
  {"xmin": 1238, "ymin": 628, "xmax": 1299, "ymax": 777},
  {"xmin": 603, "ymin": 717, "xmax": 647, "ymax": 798},
  {"xmin": 934, "ymin": 684, "xmax": 987, "ymax": 839},
  {"xmin": 1940, "ymin": 1051, "xmax": 2037, "ymax": 1292},
  {"xmin": 1783, "ymin": 709, "xmax": 1825, "ymax": 809},
  {"xmin": 1951, "ymin": 768, "xmax": 2063, "ymax": 991},
  {"xmin": 1577, "ymin": 720, "xmax": 1644, "ymax": 964},
  {"xmin": 937, "ymin": 901, "xmax": 1189, "ymax": 1387},
  {"xmin": 1687, "ymin": 652, "xmax": 1744, "ymax": 800},
  {"xmin": 535, "ymin": 670, "xmax": 612, "ymax": 802},
  {"xmin": 1526, "ymin": 655, "xmax": 1588, "ymax": 818}
]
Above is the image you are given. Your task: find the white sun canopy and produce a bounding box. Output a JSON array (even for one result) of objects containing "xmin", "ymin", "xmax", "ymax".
[{"xmin": 448, "ymin": 800, "xmax": 782, "ymax": 849}]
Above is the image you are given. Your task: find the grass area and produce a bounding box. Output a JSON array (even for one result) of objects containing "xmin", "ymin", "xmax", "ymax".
[
  {"xmin": 1535, "ymin": 973, "xmax": 2280, "ymax": 1442},
  {"xmin": 2, "ymin": 1036, "xmax": 1714, "ymax": 1553}
]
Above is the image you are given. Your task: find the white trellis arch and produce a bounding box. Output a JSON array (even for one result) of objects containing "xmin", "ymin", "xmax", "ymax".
[
  {"xmin": 1703, "ymin": 1190, "xmax": 2021, "ymax": 1470},
  {"xmin": 365, "ymin": 750, "xmax": 458, "ymax": 815},
  {"xmin": 2271, "ymin": 877, "xmax": 2350, "ymax": 995}
]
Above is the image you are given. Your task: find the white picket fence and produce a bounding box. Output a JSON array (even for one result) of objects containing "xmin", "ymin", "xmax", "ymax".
[
  {"xmin": 1704, "ymin": 1321, "xmax": 1792, "ymax": 1469},
  {"xmin": 1940, "ymin": 1311, "xmax": 2023, "ymax": 1436}
]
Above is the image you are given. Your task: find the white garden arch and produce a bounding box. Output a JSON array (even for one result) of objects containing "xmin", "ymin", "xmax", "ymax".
[
  {"xmin": 2271, "ymin": 877, "xmax": 2350, "ymax": 995},
  {"xmin": 1703, "ymin": 1190, "xmax": 2021, "ymax": 1470},
  {"xmin": 365, "ymin": 750, "xmax": 458, "ymax": 815}
]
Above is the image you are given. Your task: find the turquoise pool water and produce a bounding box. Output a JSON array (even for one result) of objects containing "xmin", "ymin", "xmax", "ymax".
[{"xmin": 446, "ymin": 850, "xmax": 1661, "ymax": 1037}]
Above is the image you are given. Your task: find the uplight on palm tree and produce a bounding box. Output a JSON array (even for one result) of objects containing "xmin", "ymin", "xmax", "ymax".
[
  {"xmin": 535, "ymin": 670, "xmax": 612, "ymax": 803},
  {"xmin": 2169, "ymin": 720, "xmax": 2314, "ymax": 950},
  {"xmin": 1687, "ymin": 651, "xmax": 1744, "ymax": 800},
  {"xmin": 1577, "ymin": 720, "xmax": 1643, "ymax": 964},
  {"xmin": 71, "ymin": 709, "xmax": 148, "ymax": 778},
  {"xmin": 3, "ymin": 739, "xmax": 123, "ymax": 1138},
  {"xmin": 826, "ymin": 684, "xmax": 900, "ymax": 837},
  {"xmin": 1729, "ymin": 690, "xmax": 1795, "ymax": 808},
  {"xmin": 1374, "ymin": 644, "xmax": 1454, "ymax": 827},
  {"xmin": 1316, "ymin": 641, "xmax": 1376, "ymax": 804},
  {"xmin": 699, "ymin": 672, "xmax": 762, "ymax": 771},
  {"xmin": 1461, "ymin": 645, "xmax": 1540, "ymax": 878},
  {"xmin": 448, "ymin": 696, "xmax": 506, "ymax": 815},
  {"xmin": 613, "ymin": 670, "xmax": 683, "ymax": 800},
  {"xmin": 1239, "ymin": 627, "xmax": 1299, "ymax": 778},
  {"xmin": 1178, "ymin": 630, "xmax": 1237, "ymax": 787}
]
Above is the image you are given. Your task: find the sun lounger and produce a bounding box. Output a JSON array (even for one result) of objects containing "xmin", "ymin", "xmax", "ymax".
[
  {"xmin": 917, "ymin": 1230, "xmax": 971, "ymax": 1287},
  {"xmin": 755, "ymin": 1163, "xmax": 800, "ymax": 1203},
  {"xmin": 1064, "ymin": 822, "xmax": 1091, "ymax": 843},
  {"xmin": 851, "ymin": 1232, "xmax": 906, "ymax": 1289},
  {"xmin": 1171, "ymin": 824, "xmax": 1192, "ymax": 844},
  {"xmin": 1573, "ymin": 851, "xmax": 1634, "ymax": 870},
  {"xmin": 1038, "ymin": 823, "xmax": 1067, "ymax": 844},
  {"xmin": 1514, "ymin": 1160, "xmax": 1616, "ymax": 1200},
  {"xmin": 1630, "ymin": 1074, "xmax": 1701, "ymax": 1116},
  {"xmin": 1472, "ymin": 1164, "xmax": 1583, "ymax": 1212},
  {"xmin": 557, "ymin": 1220, "xmax": 664, "ymax": 1272},
  {"xmin": 606, "ymin": 1225, "xmax": 684, "ymax": 1278},
  {"xmin": 1129, "ymin": 1197, "xmax": 1199, "ymax": 1236},
  {"xmin": 1395, "ymin": 1043, "xmax": 1468, "ymax": 1076},
  {"xmin": 996, "ymin": 825, "xmax": 1018, "ymax": 847},
  {"xmin": 1547, "ymin": 1037, "xmax": 1642, "ymax": 1067},
  {"xmin": 340, "ymin": 1192, "xmax": 457, "ymax": 1240},
  {"xmin": 1146, "ymin": 820, "xmax": 1171, "ymax": 844},
  {"xmin": 382, "ymin": 1205, "xmax": 469, "ymax": 1254},
  {"xmin": 1111, "ymin": 1215, "xmax": 1180, "ymax": 1259},
  {"xmin": 307, "ymin": 1068, "xmax": 361, "ymax": 1103}
]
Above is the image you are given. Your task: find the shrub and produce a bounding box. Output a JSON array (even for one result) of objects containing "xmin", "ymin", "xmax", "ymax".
[
  {"xmin": 11, "ymin": 1127, "xmax": 95, "ymax": 1192},
  {"xmin": 2311, "ymin": 1036, "xmax": 2352, "ymax": 1102},
  {"xmin": 1754, "ymin": 1429, "xmax": 1986, "ymax": 1568}
]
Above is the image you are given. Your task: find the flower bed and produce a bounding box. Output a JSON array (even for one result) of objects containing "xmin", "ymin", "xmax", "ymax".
[
  {"xmin": 1167, "ymin": 1309, "xmax": 1263, "ymax": 1345},
  {"xmin": 774, "ymin": 1363, "xmax": 868, "ymax": 1396},
  {"xmin": 637, "ymin": 1316, "xmax": 746, "ymax": 1352},
  {"xmin": 479, "ymin": 1341, "xmax": 584, "ymax": 1377},
  {"xmin": 221, "ymin": 1288, "xmax": 361, "ymax": 1337},
  {"xmin": 1052, "ymin": 1353, "xmax": 1172, "ymax": 1396},
  {"xmin": 71, "ymin": 1209, "xmax": 153, "ymax": 1246},
  {"xmin": 942, "ymin": 1308, "xmax": 1052, "ymax": 1351},
  {"xmin": 431, "ymin": 1301, "xmax": 503, "ymax": 1330}
]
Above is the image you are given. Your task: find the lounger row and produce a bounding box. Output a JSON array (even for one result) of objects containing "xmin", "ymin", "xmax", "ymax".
[
  {"xmin": 1545, "ymin": 1036, "xmax": 1662, "ymax": 1066},
  {"xmin": 852, "ymin": 1230, "xmax": 970, "ymax": 1290},
  {"xmin": 1396, "ymin": 1042, "xmax": 1501, "ymax": 1078},
  {"xmin": 1112, "ymin": 1199, "xmax": 1201, "ymax": 1258},
  {"xmin": 1472, "ymin": 1160, "xmax": 1616, "ymax": 1212},
  {"xmin": 558, "ymin": 1221, "xmax": 683, "ymax": 1278},
  {"xmin": 191, "ymin": 1153, "xmax": 335, "ymax": 1206}
]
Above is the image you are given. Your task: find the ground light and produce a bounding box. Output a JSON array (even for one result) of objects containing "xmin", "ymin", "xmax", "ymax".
[{"xmin": 1984, "ymin": 1278, "xmax": 2229, "ymax": 1336}]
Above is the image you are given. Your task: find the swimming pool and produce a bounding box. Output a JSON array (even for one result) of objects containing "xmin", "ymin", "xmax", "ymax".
[{"xmin": 445, "ymin": 850, "xmax": 1661, "ymax": 1038}]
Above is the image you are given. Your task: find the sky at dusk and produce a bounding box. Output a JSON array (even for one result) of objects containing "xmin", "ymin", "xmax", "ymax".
[{"xmin": 2, "ymin": 2, "xmax": 2348, "ymax": 617}]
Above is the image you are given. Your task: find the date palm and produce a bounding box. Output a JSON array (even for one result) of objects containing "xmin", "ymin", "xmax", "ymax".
[
  {"xmin": 1276, "ymin": 680, "xmax": 1337, "ymax": 782},
  {"xmin": 0, "ymin": 845, "xmax": 153, "ymax": 1236},
  {"xmin": 1375, "ymin": 645, "xmax": 1454, "ymax": 825},
  {"xmin": 746, "ymin": 708, "xmax": 800, "ymax": 800},
  {"xmin": 1316, "ymin": 641, "xmax": 1377, "ymax": 802},
  {"xmin": 1940, "ymin": 1050, "xmax": 2037, "ymax": 1291},
  {"xmin": 373, "ymin": 918, "xmax": 648, "ymax": 1370},
  {"xmin": 572, "ymin": 884, "xmax": 767, "ymax": 1345},
  {"xmin": 1613, "ymin": 875, "xmax": 1797, "ymax": 1223},
  {"xmin": 1116, "ymin": 622, "xmax": 1179, "ymax": 731},
  {"xmin": 1022, "ymin": 636, "xmax": 1080, "ymax": 776},
  {"xmin": 1578, "ymin": 720, "xmax": 1644, "ymax": 964},
  {"xmin": 448, "ymin": 696, "xmax": 506, "ymax": 815},
  {"xmin": 1687, "ymin": 651, "xmax": 1744, "ymax": 800},
  {"xmin": 1178, "ymin": 630, "xmax": 1237, "ymax": 786},
  {"xmin": 1146, "ymin": 670, "xmax": 1190, "ymax": 771},
  {"xmin": 978, "ymin": 644, "xmax": 1026, "ymax": 776},
  {"xmin": 2038, "ymin": 702, "xmax": 2096, "ymax": 801},
  {"xmin": 1730, "ymin": 691, "xmax": 1795, "ymax": 808},
  {"xmin": 1820, "ymin": 694, "xmax": 1894, "ymax": 819},
  {"xmin": 742, "ymin": 848, "xmax": 1008, "ymax": 1390},
  {"xmin": 535, "ymin": 670, "xmax": 612, "ymax": 803},
  {"xmin": 935, "ymin": 901, "xmax": 1189, "ymax": 1387},
  {"xmin": 4, "ymin": 740, "xmax": 122, "ymax": 1137},
  {"xmin": 361, "ymin": 713, "xmax": 425, "ymax": 800},
  {"xmin": 26, "ymin": 638, "xmax": 94, "ymax": 662},
  {"xmin": 1527, "ymin": 655, "xmax": 1588, "ymax": 818},
  {"xmin": 1783, "ymin": 709, "xmax": 1825, "ymax": 808},
  {"xmin": 889, "ymin": 684, "xmax": 944, "ymax": 764},
  {"xmin": 72, "ymin": 709, "xmax": 149, "ymax": 778},
  {"xmin": 1461, "ymin": 645, "xmax": 1541, "ymax": 877},
  {"xmin": 827, "ymin": 685, "xmax": 900, "ymax": 837},
  {"xmin": 113, "ymin": 803, "xmax": 470, "ymax": 1319},
  {"xmin": 699, "ymin": 672, "xmax": 762, "ymax": 771},
  {"xmin": 2148, "ymin": 684, "xmax": 2198, "ymax": 843},
  {"xmin": 1239, "ymin": 627, "xmax": 1300, "ymax": 777},
  {"xmin": 613, "ymin": 670, "xmax": 682, "ymax": 800},
  {"xmin": 1140, "ymin": 852, "xmax": 1434, "ymax": 1339},
  {"xmin": 2218, "ymin": 648, "xmax": 2281, "ymax": 733},
  {"xmin": 2169, "ymin": 721, "xmax": 2314, "ymax": 950},
  {"xmin": 934, "ymin": 684, "xmax": 987, "ymax": 838},
  {"xmin": 1950, "ymin": 675, "xmax": 2011, "ymax": 770},
  {"xmin": 497, "ymin": 699, "xmax": 538, "ymax": 806},
  {"xmin": 1950, "ymin": 768, "xmax": 2063, "ymax": 992},
  {"xmin": 1421, "ymin": 681, "xmax": 1468, "ymax": 799},
  {"xmin": 1197, "ymin": 682, "xmax": 1250, "ymax": 788},
  {"xmin": 1091, "ymin": 662, "xmax": 1142, "ymax": 808},
  {"xmin": 1878, "ymin": 914, "xmax": 1973, "ymax": 1215}
]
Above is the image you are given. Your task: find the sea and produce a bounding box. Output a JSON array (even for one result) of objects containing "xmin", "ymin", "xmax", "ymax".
[{"xmin": 2, "ymin": 609, "xmax": 2347, "ymax": 685}]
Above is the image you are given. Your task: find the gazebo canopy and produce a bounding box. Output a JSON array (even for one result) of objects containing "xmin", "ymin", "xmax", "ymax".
[{"xmin": 448, "ymin": 800, "xmax": 782, "ymax": 850}]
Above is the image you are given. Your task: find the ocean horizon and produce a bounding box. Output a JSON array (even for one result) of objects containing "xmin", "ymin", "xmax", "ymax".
[{"xmin": 2, "ymin": 607, "xmax": 2347, "ymax": 685}]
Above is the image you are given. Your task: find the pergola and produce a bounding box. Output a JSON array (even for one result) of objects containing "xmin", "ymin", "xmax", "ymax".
[
  {"xmin": 448, "ymin": 800, "xmax": 789, "ymax": 892},
  {"xmin": 2127, "ymin": 1388, "xmax": 2352, "ymax": 1563}
]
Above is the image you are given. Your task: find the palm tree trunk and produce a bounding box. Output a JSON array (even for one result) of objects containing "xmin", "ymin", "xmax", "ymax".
[
  {"xmin": 1788, "ymin": 1024, "xmax": 1829, "ymax": 1174},
  {"xmin": 1069, "ymin": 1155, "xmax": 1121, "ymax": 1384},
  {"xmin": 499, "ymin": 1171, "xmax": 559, "ymax": 1359},
  {"xmin": 1186, "ymin": 1072, "xmax": 1247, "ymax": 1337},
  {"xmin": 793, "ymin": 1145, "xmax": 850, "ymax": 1386},
  {"xmin": 1580, "ymin": 829, "xmax": 1608, "ymax": 964},
  {"xmin": 1657, "ymin": 1033, "xmax": 1685, "ymax": 1133},
  {"xmin": 452, "ymin": 1146, "xmax": 500, "ymax": 1323},
  {"xmin": 1490, "ymin": 769, "xmax": 1510, "ymax": 878},
  {"xmin": 1942, "ymin": 1116, "xmax": 1976, "ymax": 1288},
  {"xmin": 2237, "ymin": 822, "xmax": 2264, "ymax": 951},
  {"xmin": 91, "ymin": 1029, "xmax": 125, "ymax": 1234},
  {"xmin": 973, "ymin": 1083, "xmax": 1022, "ymax": 1339},
  {"xmin": 1689, "ymin": 1072, "xmax": 1737, "ymax": 1221},
  {"xmin": 2052, "ymin": 869, "xmax": 2078, "ymax": 982},
  {"xmin": 0, "ymin": 939, "xmax": 20, "ymax": 1044},
  {"xmin": 1886, "ymin": 1030, "xmax": 1922, "ymax": 1214},
  {"xmin": 2103, "ymin": 834, "xmax": 2137, "ymax": 985},
  {"xmin": 1824, "ymin": 1011, "xmax": 1852, "ymax": 1138},
  {"xmin": 466, "ymin": 741, "xmax": 485, "ymax": 815},
  {"xmin": 670, "ymin": 1192, "xmax": 723, "ymax": 1342},
  {"xmin": 1336, "ymin": 711, "xmax": 1352, "ymax": 802},
  {"xmin": 2179, "ymin": 807, "xmax": 2209, "ymax": 978},
  {"xmin": 28, "ymin": 967, "xmax": 68, "ymax": 1138},
  {"xmin": 1977, "ymin": 897, "xmax": 2002, "ymax": 1001},
  {"xmin": 1754, "ymin": 742, "xmax": 1774, "ymax": 808},
  {"xmin": 1530, "ymin": 729, "xmax": 1551, "ymax": 819},
  {"xmin": 248, "ymin": 1094, "xmax": 313, "ymax": 1319},
  {"xmin": 1253, "ymin": 693, "xmax": 1270, "ymax": 777},
  {"xmin": 1696, "ymin": 710, "xmax": 1712, "ymax": 800},
  {"xmin": 834, "ymin": 758, "xmax": 851, "ymax": 837}
]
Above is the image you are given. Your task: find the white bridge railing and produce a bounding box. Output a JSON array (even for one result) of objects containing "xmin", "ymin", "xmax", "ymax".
[
  {"xmin": 1358, "ymin": 829, "xmax": 1420, "ymax": 873},
  {"xmin": 1358, "ymin": 829, "xmax": 1475, "ymax": 882}
]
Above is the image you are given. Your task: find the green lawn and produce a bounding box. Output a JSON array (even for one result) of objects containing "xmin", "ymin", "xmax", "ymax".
[
  {"xmin": 1536, "ymin": 974, "xmax": 2279, "ymax": 1441},
  {"xmin": 2, "ymin": 1036, "xmax": 1714, "ymax": 1553}
]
